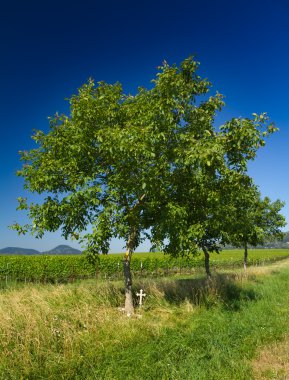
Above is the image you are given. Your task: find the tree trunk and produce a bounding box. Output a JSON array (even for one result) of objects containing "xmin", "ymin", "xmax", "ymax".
[
  {"xmin": 244, "ymin": 243, "xmax": 248, "ymax": 271},
  {"xmin": 123, "ymin": 228, "xmax": 137, "ymax": 315},
  {"xmin": 123, "ymin": 258, "xmax": 134, "ymax": 315},
  {"xmin": 202, "ymin": 246, "xmax": 211, "ymax": 278}
]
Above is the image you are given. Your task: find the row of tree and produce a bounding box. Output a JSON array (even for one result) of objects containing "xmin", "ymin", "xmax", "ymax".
[{"xmin": 14, "ymin": 57, "xmax": 285, "ymax": 314}]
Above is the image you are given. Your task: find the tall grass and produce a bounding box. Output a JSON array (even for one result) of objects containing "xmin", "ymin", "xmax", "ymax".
[{"xmin": 0, "ymin": 261, "xmax": 289, "ymax": 379}]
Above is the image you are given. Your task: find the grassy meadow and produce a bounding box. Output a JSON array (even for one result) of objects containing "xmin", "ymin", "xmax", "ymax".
[{"xmin": 0, "ymin": 251, "xmax": 289, "ymax": 379}]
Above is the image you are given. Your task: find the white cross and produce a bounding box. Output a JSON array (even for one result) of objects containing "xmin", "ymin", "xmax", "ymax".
[{"xmin": 136, "ymin": 289, "xmax": 146, "ymax": 306}]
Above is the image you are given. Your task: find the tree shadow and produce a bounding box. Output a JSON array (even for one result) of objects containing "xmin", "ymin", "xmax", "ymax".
[{"xmin": 158, "ymin": 274, "xmax": 258, "ymax": 311}]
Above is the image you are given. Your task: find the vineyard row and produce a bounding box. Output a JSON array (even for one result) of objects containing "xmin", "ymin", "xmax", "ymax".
[{"xmin": 0, "ymin": 253, "xmax": 288, "ymax": 283}]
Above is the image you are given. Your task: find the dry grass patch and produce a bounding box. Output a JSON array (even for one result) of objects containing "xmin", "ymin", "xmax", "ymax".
[{"xmin": 253, "ymin": 336, "xmax": 289, "ymax": 379}]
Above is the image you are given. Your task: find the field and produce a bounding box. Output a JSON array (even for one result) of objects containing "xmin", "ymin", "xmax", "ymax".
[
  {"xmin": 1, "ymin": 249, "xmax": 289, "ymax": 284},
  {"xmin": 0, "ymin": 250, "xmax": 289, "ymax": 379}
]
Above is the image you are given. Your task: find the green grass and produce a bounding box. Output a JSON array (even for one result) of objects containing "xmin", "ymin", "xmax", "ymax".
[{"xmin": 0, "ymin": 260, "xmax": 289, "ymax": 379}]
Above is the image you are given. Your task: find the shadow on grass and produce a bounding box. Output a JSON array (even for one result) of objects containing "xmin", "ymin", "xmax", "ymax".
[{"xmin": 156, "ymin": 274, "xmax": 258, "ymax": 311}]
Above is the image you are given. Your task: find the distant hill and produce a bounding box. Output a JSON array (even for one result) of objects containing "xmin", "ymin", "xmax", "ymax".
[
  {"xmin": 0, "ymin": 245, "xmax": 81, "ymax": 255},
  {"xmin": 0, "ymin": 247, "xmax": 40, "ymax": 255},
  {"xmin": 42, "ymin": 245, "xmax": 82, "ymax": 255}
]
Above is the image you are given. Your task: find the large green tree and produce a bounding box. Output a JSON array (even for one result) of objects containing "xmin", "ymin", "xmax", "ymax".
[
  {"xmin": 13, "ymin": 57, "xmax": 279, "ymax": 311},
  {"xmin": 14, "ymin": 58, "xmax": 215, "ymax": 313}
]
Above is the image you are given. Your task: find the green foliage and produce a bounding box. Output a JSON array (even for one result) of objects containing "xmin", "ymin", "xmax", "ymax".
[{"xmin": 227, "ymin": 184, "xmax": 286, "ymax": 249}]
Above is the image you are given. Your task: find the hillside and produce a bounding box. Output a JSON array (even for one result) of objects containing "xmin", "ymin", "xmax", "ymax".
[
  {"xmin": 0, "ymin": 247, "xmax": 40, "ymax": 255},
  {"xmin": 42, "ymin": 245, "xmax": 81, "ymax": 255},
  {"xmin": 0, "ymin": 245, "xmax": 81, "ymax": 255}
]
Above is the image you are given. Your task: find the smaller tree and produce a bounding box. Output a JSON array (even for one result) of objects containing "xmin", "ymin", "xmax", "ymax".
[{"xmin": 227, "ymin": 186, "xmax": 286, "ymax": 270}]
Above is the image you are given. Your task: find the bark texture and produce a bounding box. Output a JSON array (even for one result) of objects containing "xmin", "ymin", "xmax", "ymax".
[
  {"xmin": 123, "ymin": 258, "xmax": 134, "ymax": 315},
  {"xmin": 123, "ymin": 228, "xmax": 137, "ymax": 315},
  {"xmin": 244, "ymin": 243, "xmax": 248, "ymax": 271},
  {"xmin": 202, "ymin": 247, "xmax": 211, "ymax": 278}
]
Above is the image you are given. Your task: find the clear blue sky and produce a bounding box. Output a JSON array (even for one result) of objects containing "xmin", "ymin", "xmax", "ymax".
[{"xmin": 1, "ymin": 0, "xmax": 288, "ymax": 252}]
